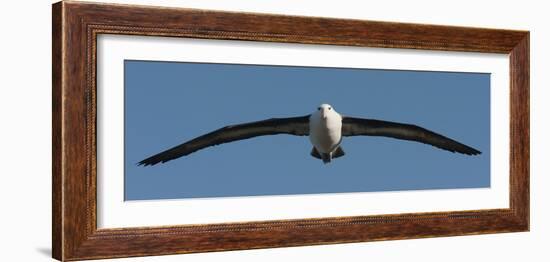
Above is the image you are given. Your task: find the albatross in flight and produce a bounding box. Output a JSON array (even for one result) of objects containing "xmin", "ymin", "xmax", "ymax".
[{"xmin": 139, "ymin": 104, "xmax": 481, "ymax": 166}]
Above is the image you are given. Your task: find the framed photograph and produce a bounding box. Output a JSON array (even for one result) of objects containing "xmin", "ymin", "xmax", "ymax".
[{"xmin": 52, "ymin": 1, "xmax": 529, "ymax": 261}]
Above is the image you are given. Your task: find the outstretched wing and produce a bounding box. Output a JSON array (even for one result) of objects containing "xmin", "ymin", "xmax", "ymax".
[
  {"xmin": 341, "ymin": 117, "xmax": 481, "ymax": 155},
  {"xmin": 138, "ymin": 115, "xmax": 311, "ymax": 166}
]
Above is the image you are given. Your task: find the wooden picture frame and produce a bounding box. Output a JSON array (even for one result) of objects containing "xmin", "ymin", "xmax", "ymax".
[{"xmin": 52, "ymin": 1, "xmax": 529, "ymax": 261}]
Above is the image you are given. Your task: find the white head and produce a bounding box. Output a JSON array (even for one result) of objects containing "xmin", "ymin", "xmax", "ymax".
[{"xmin": 315, "ymin": 103, "xmax": 339, "ymax": 120}]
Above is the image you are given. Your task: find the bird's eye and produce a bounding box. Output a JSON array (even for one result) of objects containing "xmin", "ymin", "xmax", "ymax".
[{"xmin": 328, "ymin": 107, "xmax": 332, "ymax": 110}]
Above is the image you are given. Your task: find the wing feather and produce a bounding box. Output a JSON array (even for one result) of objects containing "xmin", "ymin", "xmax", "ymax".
[
  {"xmin": 138, "ymin": 115, "xmax": 310, "ymax": 166},
  {"xmin": 341, "ymin": 117, "xmax": 481, "ymax": 155}
]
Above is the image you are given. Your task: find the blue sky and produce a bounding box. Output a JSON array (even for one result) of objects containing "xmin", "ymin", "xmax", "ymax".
[{"xmin": 124, "ymin": 60, "xmax": 490, "ymax": 200}]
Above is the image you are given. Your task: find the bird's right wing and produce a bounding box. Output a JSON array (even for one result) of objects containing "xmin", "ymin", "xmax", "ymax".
[{"xmin": 138, "ymin": 115, "xmax": 311, "ymax": 166}]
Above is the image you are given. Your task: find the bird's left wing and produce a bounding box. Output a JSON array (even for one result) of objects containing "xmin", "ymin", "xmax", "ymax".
[
  {"xmin": 341, "ymin": 117, "xmax": 481, "ymax": 155},
  {"xmin": 138, "ymin": 115, "xmax": 311, "ymax": 166}
]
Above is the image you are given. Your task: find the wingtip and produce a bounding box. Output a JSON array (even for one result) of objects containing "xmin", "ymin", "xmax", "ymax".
[
  {"xmin": 467, "ymin": 149, "xmax": 482, "ymax": 156},
  {"xmin": 137, "ymin": 156, "xmax": 169, "ymax": 167},
  {"xmin": 137, "ymin": 160, "xmax": 154, "ymax": 167}
]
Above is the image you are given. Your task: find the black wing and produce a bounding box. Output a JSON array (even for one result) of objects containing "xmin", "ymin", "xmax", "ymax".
[
  {"xmin": 138, "ymin": 115, "xmax": 311, "ymax": 166},
  {"xmin": 341, "ymin": 117, "xmax": 481, "ymax": 155}
]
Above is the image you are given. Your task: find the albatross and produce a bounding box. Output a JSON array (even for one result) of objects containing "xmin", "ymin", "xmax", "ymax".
[{"xmin": 138, "ymin": 104, "xmax": 481, "ymax": 166}]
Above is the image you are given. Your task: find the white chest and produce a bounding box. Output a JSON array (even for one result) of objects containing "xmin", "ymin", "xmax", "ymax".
[{"xmin": 309, "ymin": 114, "xmax": 342, "ymax": 153}]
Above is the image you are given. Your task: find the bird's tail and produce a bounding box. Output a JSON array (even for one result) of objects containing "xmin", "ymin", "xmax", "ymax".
[
  {"xmin": 310, "ymin": 146, "xmax": 345, "ymax": 164},
  {"xmin": 321, "ymin": 154, "xmax": 331, "ymax": 164}
]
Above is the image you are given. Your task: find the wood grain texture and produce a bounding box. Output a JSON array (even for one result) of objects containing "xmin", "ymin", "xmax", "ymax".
[
  {"xmin": 52, "ymin": 1, "xmax": 530, "ymax": 261},
  {"xmin": 52, "ymin": 2, "xmax": 63, "ymax": 260},
  {"xmin": 509, "ymin": 35, "xmax": 530, "ymax": 227}
]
